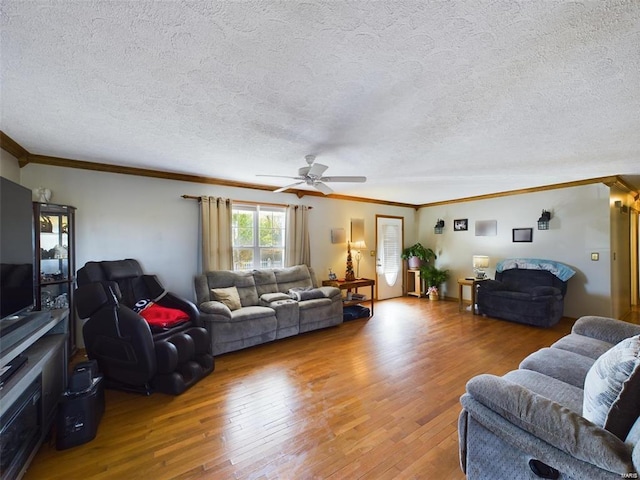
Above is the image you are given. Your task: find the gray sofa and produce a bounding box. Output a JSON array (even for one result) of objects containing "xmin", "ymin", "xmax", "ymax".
[
  {"xmin": 194, "ymin": 265, "xmax": 343, "ymax": 355},
  {"xmin": 459, "ymin": 315, "xmax": 640, "ymax": 479}
]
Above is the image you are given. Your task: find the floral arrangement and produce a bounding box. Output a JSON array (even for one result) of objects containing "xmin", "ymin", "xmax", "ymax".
[{"xmin": 426, "ymin": 286, "xmax": 439, "ymax": 296}]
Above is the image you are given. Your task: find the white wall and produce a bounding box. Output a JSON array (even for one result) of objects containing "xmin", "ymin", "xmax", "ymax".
[
  {"xmin": 3, "ymin": 152, "xmax": 624, "ymax": 322},
  {"xmin": 0, "ymin": 150, "xmax": 21, "ymax": 183},
  {"xmin": 18, "ymin": 162, "xmax": 417, "ymax": 301},
  {"xmin": 417, "ymin": 184, "xmax": 613, "ymax": 318}
]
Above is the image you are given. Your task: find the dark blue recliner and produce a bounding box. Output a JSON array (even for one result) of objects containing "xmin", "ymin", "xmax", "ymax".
[{"xmin": 476, "ymin": 268, "xmax": 569, "ymax": 327}]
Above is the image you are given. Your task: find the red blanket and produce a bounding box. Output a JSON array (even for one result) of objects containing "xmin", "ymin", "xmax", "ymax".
[{"xmin": 133, "ymin": 299, "xmax": 189, "ymax": 328}]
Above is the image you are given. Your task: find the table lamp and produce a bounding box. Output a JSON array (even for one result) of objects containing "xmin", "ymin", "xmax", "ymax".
[{"xmin": 473, "ymin": 255, "xmax": 489, "ymax": 279}]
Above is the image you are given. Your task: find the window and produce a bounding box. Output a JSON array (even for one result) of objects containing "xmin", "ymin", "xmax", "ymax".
[{"xmin": 232, "ymin": 204, "xmax": 286, "ymax": 270}]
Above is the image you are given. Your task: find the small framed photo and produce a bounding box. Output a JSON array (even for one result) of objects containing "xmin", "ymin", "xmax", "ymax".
[
  {"xmin": 331, "ymin": 228, "xmax": 346, "ymax": 244},
  {"xmin": 454, "ymin": 219, "xmax": 468, "ymax": 231},
  {"xmin": 512, "ymin": 228, "xmax": 533, "ymax": 242}
]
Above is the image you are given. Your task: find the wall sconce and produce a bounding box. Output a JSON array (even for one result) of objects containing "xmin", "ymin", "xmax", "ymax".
[
  {"xmin": 537, "ymin": 210, "xmax": 552, "ymax": 230},
  {"xmin": 434, "ymin": 219, "xmax": 445, "ymax": 234},
  {"xmin": 352, "ymin": 240, "xmax": 367, "ymax": 278},
  {"xmin": 472, "ymin": 255, "xmax": 489, "ymax": 279}
]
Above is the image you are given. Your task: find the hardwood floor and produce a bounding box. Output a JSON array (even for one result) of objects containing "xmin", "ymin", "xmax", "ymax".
[{"xmin": 25, "ymin": 298, "xmax": 576, "ymax": 480}]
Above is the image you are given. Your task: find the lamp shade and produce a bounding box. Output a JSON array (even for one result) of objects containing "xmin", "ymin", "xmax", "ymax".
[
  {"xmin": 352, "ymin": 240, "xmax": 367, "ymax": 250},
  {"xmin": 472, "ymin": 255, "xmax": 489, "ymax": 269}
]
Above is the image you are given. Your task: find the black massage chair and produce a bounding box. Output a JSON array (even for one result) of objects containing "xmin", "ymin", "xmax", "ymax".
[{"xmin": 75, "ymin": 259, "xmax": 214, "ymax": 395}]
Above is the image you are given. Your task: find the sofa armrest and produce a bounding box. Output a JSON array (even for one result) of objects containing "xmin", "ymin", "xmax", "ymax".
[
  {"xmin": 260, "ymin": 292, "xmax": 291, "ymax": 304},
  {"xmin": 572, "ymin": 316, "xmax": 640, "ymax": 345},
  {"xmin": 464, "ymin": 374, "xmax": 633, "ymax": 474},
  {"xmin": 477, "ymin": 279, "xmax": 506, "ymax": 292},
  {"xmin": 318, "ymin": 286, "xmax": 341, "ymax": 299},
  {"xmin": 198, "ymin": 300, "xmax": 232, "ymax": 321},
  {"xmin": 527, "ymin": 286, "xmax": 562, "ymax": 298}
]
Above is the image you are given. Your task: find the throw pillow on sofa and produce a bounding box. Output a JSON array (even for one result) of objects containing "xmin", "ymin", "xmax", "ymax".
[
  {"xmin": 211, "ymin": 286, "xmax": 242, "ymax": 311},
  {"xmin": 583, "ymin": 334, "xmax": 640, "ymax": 439}
]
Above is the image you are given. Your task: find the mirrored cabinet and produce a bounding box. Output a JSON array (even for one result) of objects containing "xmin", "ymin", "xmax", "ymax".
[{"xmin": 34, "ymin": 202, "xmax": 77, "ymax": 355}]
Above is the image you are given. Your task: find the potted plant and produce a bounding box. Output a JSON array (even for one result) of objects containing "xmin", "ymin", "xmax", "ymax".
[
  {"xmin": 420, "ymin": 265, "xmax": 449, "ymax": 300},
  {"xmin": 401, "ymin": 243, "xmax": 436, "ymax": 269},
  {"xmin": 426, "ymin": 285, "xmax": 440, "ymax": 301}
]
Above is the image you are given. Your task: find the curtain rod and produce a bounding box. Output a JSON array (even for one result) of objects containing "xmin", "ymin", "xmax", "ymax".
[{"xmin": 181, "ymin": 195, "xmax": 312, "ymax": 209}]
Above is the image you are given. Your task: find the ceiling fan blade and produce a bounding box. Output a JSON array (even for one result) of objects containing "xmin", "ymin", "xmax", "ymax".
[
  {"xmin": 273, "ymin": 181, "xmax": 304, "ymax": 193},
  {"xmin": 313, "ymin": 182, "xmax": 334, "ymax": 195},
  {"xmin": 257, "ymin": 174, "xmax": 303, "ymax": 180},
  {"xmin": 320, "ymin": 176, "xmax": 367, "ymax": 183},
  {"xmin": 307, "ymin": 162, "xmax": 328, "ymax": 178}
]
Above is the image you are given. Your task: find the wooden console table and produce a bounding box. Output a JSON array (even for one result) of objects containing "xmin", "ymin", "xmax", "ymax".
[{"xmin": 322, "ymin": 278, "xmax": 375, "ymax": 316}]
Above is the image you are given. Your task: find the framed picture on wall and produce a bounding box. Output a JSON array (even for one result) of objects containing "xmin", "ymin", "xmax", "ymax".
[
  {"xmin": 454, "ymin": 219, "xmax": 468, "ymax": 231},
  {"xmin": 512, "ymin": 228, "xmax": 533, "ymax": 242}
]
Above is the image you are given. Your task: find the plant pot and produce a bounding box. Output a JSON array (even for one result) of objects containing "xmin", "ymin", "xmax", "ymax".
[
  {"xmin": 408, "ymin": 256, "xmax": 421, "ymax": 269},
  {"xmin": 429, "ymin": 292, "xmax": 439, "ymax": 301}
]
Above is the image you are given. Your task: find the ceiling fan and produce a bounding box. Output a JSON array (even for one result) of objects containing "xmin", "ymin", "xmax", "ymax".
[{"xmin": 257, "ymin": 155, "xmax": 366, "ymax": 195}]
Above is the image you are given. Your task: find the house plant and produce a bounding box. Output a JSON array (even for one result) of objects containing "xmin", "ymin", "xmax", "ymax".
[
  {"xmin": 401, "ymin": 243, "xmax": 436, "ymax": 269},
  {"xmin": 420, "ymin": 265, "xmax": 449, "ymax": 300}
]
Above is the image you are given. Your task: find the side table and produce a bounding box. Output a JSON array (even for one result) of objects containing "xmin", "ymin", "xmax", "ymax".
[
  {"xmin": 457, "ymin": 278, "xmax": 487, "ymax": 315},
  {"xmin": 322, "ymin": 278, "xmax": 375, "ymax": 316},
  {"xmin": 406, "ymin": 269, "xmax": 421, "ymax": 297}
]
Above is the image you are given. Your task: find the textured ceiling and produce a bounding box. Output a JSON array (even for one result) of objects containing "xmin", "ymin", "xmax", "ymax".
[{"xmin": 1, "ymin": 1, "xmax": 639, "ymax": 204}]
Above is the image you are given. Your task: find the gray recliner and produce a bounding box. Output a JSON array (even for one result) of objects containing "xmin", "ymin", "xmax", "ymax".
[{"xmin": 459, "ymin": 315, "xmax": 640, "ymax": 479}]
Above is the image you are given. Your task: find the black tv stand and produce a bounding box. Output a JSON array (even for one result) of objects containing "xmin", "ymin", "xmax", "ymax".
[
  {"xmin": 0, "ymin": 310, "xmax": 52, "ymax": 355},
  {"xmin": 0, "ymin": 309, "xmax": 68, "ymax": 480},
  {"xmin": 0, "ymin": 353, "xmax": 27, "ymax": 387}
]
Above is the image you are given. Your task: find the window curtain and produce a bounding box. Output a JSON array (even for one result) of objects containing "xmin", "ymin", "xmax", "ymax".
[
  {"xmin": 200, "ymin": 196, "xmax": 232, "ymax": 272},
  {"xmin": 285, "ymin": 205, "xmax": 310, "ymax": 267}
]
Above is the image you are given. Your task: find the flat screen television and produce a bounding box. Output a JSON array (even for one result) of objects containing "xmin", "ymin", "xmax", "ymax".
[{"xmin": 0, "ymin": 177, "xmax": 35, "ymax": 320}]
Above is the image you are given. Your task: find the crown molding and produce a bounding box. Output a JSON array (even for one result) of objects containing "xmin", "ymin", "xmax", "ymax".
[
  {"xmin": 419, "ymin": 175, "xmax": 640, "ymax": 208},
  {"xmin": 0, "ymin": 131, "xmax": 29, "ymax": 162},
  {"xmin": 2, "ymin": 130, "xmax": 635, "ymax": 209}
]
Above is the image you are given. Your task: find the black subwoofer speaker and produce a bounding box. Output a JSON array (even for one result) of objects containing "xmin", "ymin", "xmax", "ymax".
[{"xmin": 55, "ymin": 362, "xmax": 105, "ymax": 450}]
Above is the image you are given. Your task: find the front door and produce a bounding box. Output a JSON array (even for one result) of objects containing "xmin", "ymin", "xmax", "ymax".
[{"xmin": 376, "ymin": 215, "xmax": 404, "ymax": 300}]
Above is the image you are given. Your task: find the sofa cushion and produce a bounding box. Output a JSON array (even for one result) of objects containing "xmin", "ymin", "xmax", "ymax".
[
  {"xmin": 253, "ymin": 269, "xmax": 278, "ymax": 297},
  {"xmin": 230, "ymin": 305, "xmax": 277, "ymax": 322},
  {"xmin": 519, "ymin": 347, "xmax": 594, "ymax": 389},
  {"xmin": 572, "ymin": 315, "xmax": 640, "ymax": 346},
  {"xmin": 583, "ymin": 335, "xmax": 640, "ymax": 440},
  {"xmin": 552, "ymin": 333, "xmax": 614, "ymax": 360},
  {"xmin": 203, "ymin": 270, "xmax": 259, "ymax": 306},
  {"xmin": 274, "ymin": 265, "xmax": 313, "ymax": 292},
  {"xmin": 211, "ymin": 286, "xmax": 242, "ymax": 311},
  {"xmin": 502, "ymin": 369, "xmax": 584, "ymax": 414}
]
